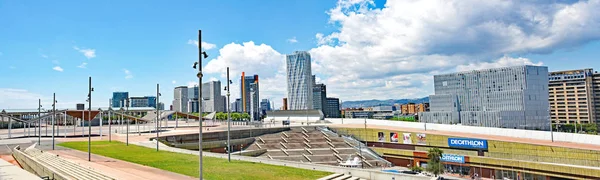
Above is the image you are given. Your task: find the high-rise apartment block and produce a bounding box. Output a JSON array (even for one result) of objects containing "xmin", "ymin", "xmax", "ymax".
[
  {"xmin": 419, "ymin": 65, "xmax": 550, "ymax": 130},
  {"xmin": 240, "ymin": 72, "xmax": 259, "ymax": 120},
  {"xmin": 325, "ymin": 97, "xmax": 341, "ymax": 118},
  {"xmin": 286, "ymin": 51, "xmax": 313, "ymax": 110},
  {"xmin": 112, "ymin": 92, "xmax": 129, "ymax": 108},
  {"xmin": 548, "ymin": 69, "xmax": 595, "ymax": 124}
]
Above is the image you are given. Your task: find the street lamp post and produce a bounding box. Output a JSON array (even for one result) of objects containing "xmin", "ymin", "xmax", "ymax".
[
  {"xmin": 38, "ymin": 99, "xmax": 42, "ymax": 145},
  {"xmin": 156, "ymin": 84, "xmax": 160, "ymax": 151},
  {"xmin": 192, "ymin": 29, "xmax": 208, "ymax": 180},
  {"xmin": 226, "ymin": 67, "xmax": 231, "ymax": 162},
  {"xmin": 52, "ymin": 93, "xmax": 56, "ymax": 150},
  {"xmin": 126, "ymin": 98, "xmax": 130, "ymax": 146},
  {"xmin": 87, "ymin": 76, "xmax": 94, "ymax": 162}
]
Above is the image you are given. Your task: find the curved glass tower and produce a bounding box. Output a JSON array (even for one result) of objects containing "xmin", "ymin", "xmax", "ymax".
[{"xmin": 286, "ymin": 51, "xmax": 313, "ymax": 110}]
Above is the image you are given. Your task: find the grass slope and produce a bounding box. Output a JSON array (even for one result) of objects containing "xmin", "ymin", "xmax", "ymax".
[{"xmin": 59, "ymin": 141, "xmax": 330, "ymax": 180}]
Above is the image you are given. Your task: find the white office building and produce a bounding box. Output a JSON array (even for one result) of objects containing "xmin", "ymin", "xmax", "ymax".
[
  {"xmin": 286, "ymin": 51, "xmax": 313, "ymax": 110},
  {"xmin": 419, "ymin": 65, "xmax": 550, "ymax": 130}
]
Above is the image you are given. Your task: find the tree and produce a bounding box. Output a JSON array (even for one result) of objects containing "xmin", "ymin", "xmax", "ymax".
[
  {"xmin": 241, "ymin": 113, "xmax": 250, "ymax": 120},
  {"xmin": 426, "ymin": 147, "xmax": 445, "ymax": 177},
  {"xmin": 231, "ymin": 113, "xmax": 241, "ymax": 121}
]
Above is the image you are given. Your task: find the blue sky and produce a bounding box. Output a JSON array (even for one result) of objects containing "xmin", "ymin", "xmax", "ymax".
[{"xmin": 1, "ymin": 0, "xmax": 600, "ymax": 109}]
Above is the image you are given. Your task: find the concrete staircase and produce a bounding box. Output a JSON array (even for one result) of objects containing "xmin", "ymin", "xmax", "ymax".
[
  {"xmin": 317, "ymin": 173, "xmax": 366, "ymax": 180},
  {"xmin": 19, "ymin": 145, "xmax": 114, "ymax": 180},
  {"xmin": 248, "ymin": 127, "xmax": 388, "ymax": 168}
]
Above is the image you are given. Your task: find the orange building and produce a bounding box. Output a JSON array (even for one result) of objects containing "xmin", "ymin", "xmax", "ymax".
[{"xmin": 400, "ymin": 103, "xmax": 429, "ymax": 115}]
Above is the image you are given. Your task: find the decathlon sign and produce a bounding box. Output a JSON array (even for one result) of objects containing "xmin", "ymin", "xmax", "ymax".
[
  {"xmin": 448, "ymin": 138, "xmax": 488, "ymax": 149},
  {"xmin": 441, "ymin": 154, "xmax": 465, "ymax": 163}
]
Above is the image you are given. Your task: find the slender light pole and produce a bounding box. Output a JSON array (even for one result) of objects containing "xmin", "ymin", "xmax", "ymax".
[
  {"xmin": 109, "ymin": 100, "xmax": 112, "ymax": 142},
  {"xmin": 226, "ymin": 67, "xmax": 231, "ymax": 162},
  {"xmin": 126, "ymin": 98, "xmax": 130, "ymax": 146},
  {"xmin": 52, "ymin": 93, "xmax": 56, "ymax": 150},
  {"xmin": 38, "ymin": 99, "xmax": 41, "ymax": 145},
  {"xmin": 156, "ymin": 84, "xmax": 160, "ymax": 151},
  {"xmin": 193, "ymin": 29, "xmax": 208, "ymax": 180},
  {"xmin": 88, "ymin": 76, "xmax": 93, "ymax": 162}
]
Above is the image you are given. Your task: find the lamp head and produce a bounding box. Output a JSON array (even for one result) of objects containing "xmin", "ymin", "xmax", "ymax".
[
  {"xmin": 193, "ymin": 62, "xmax": 198, "ymax": 69},
  {"xmin": 202, "ymin": 51, "xmax": 208, "ymax": 59}
]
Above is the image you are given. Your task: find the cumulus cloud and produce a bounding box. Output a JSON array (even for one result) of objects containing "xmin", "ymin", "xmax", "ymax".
[
  {"xmin": 73, "ymin": 46, "xmax": 96, "ymax": 59},
  {"xmin": 456, "ymin": 56, "xmax": 544, "ymax": 72},
  {"xmin": 123, "ymin": 69, "xmax": 133, "ymax": 79},
  {"xmin": 287, "ymin": 37, "xmax": 298, "ymax": 43},
  {"xmin": 204, "ymin": 41, "xmax": 287, "ymax": 107},
  {"xmin": 78, "ymin": 62, "xmax": 87, "ymax": 68},
  {"xmin": 172, "ymin": 80, "xmax": 177, "ymax": 84},
  {"xmin": 0, "ymin": 88, "xmax": 44, "ymax": 108},
  {"xmin": 52, "ymin": 66, "xmax": 63, "ymax": 72},
  {"xmin": 187, "ymin": 40, "xmax": 217, "ymax": 50},
  {"xmin": 307, "ymin": 0, "xmax": 600, "ymax": 101}
]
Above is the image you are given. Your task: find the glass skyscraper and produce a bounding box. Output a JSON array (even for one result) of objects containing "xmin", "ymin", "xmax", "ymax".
[
  {"xmin": 112, "ymin": 92, "xmax": 129, "ymax": 108},
  {"xmin": 286, "ymin": 51, "xmax": 313, "ymax": 110}
]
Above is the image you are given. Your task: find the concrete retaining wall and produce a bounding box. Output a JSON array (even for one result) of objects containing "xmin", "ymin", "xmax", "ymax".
[
  {"xmin": 325, "ymin": 118, "xmax": 600, "ymax": 146},
  {"xmin": 12, "ymin": 145, "xmax": 70, "ymax": 180}
]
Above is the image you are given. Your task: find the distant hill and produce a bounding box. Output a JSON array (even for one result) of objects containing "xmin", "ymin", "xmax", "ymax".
[{"xmin": 341, "ymin": 97, "xmax": 429, "ymax": 108}]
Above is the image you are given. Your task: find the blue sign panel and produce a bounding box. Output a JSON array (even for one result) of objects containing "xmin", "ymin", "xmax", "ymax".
[
  {"xmin": 441, "ymin": 154, "xmax": 465, "ymax": 163},
  {"xmin": 448, "ymin": 138, "xmax": 488, "ymax": 149}
]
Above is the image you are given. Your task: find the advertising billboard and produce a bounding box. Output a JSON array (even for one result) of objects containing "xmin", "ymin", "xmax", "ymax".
[
  {"xmin": 403, "ymin": 133, "xmax": 412, "ymax": 144},
  {"xmin": 390, "ymin": 132, "xmax": 398, "ymax": 143},
  {"xmin": 448, "ymin": 138, "xmax": 488, "ymax": 149},
  {"xmin": 441, "ymin": 154, "xmax": 465, "ymax": 163},
  {"xmin": 378, "ymin": 132, "xmax": 385, "ymax": 142},
  {"xmin": 416, "ymin": 133, "xmax": 426, "ymax": 145}
]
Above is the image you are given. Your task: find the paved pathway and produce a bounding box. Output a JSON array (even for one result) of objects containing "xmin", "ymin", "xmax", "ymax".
[{"xmin": 48, "ymin": 149, "xmax": 196, "ymax": 180}]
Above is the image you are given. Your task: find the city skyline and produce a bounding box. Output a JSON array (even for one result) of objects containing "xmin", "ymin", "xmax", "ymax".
[{"xmin": 3, "ymin": 0, "xmax": 600, "ymax": 110}]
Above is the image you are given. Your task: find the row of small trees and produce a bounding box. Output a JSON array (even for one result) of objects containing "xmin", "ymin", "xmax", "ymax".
[{"xmin": 410, "ymin": 147, "xmax": 445, "ymax": 177}]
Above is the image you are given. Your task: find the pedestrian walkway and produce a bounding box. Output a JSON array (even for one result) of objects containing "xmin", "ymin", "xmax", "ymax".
[{"xmin": 0, "ymin": 158, "xmax": 41, "ymax": 180}]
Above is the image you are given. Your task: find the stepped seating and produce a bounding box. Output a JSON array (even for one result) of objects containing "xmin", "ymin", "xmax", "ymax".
[
  {"xmin": 22, "ymin": 146, "xmax": 114, "ymax": 180},
  {"xmin": 255, "ymin": 127, "xmax": 388, "ymax": 169}
]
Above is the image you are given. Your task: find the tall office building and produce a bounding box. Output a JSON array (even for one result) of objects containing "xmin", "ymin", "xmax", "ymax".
[
  {"xmin": 112, "ymin": 92, "xmax": 129, "ymax": 108},
  {"xmin": 186, "ymin": 86, "xmax": 199, "ymax": 113},
  {"xmin": 282, "ymin": 98, "xmax": 288, "ymax": 110},
  {"xmin": 129, "ymin": 96, "xmax": 156, "ymax": 108},
  {"xmin": 286, "ymin": 51, "xmax": 313, "ymax": 110},
  {"xmin": 202, "ymin": 81, "xmax": 224, "ymax": 112},
  {"xmin": 419, "ymin": 65, "xmax": 550, "ymax": 130},
  {"xmin": 325, "ymin": 97, "xmax": 341, "ymax": 118},
  {"xmin": 240, "ymin": 72, "xmax": 259, "ymax": 120},
  {"xmin": 313, "ymin": 83, "xmax": 327, "ymax": 112},
  {"xmin": 232, "ymin": 98, "xmax": 241, "ymax": 112},
  {"xmin": 173, "ymin": 86, "xmax": 188, "ymax": 113},
  {"xmin": 548, "ymin": 69, "xmax": 595, "ymax": 124},
  {"xmin": 260, "ymin": 99, "xmax": 271, "ymax": 116}
]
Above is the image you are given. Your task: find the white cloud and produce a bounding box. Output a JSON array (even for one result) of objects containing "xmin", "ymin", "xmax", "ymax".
[
  {"xmin": 41, "ymin": 54, "xmax": 48, "ymax": 58},
  {"xmin": 73, "ymin": 46, "xmax": 96, "ymax": 59},
  {"xmin": 287, "ymin": 37, "xmax": 298, "ymax": 43},
  {"xmin": 306, "ymin": 0, "xmax": 600, "ymax": 101},
  {"xmin": 52, "ymin": 66, "xmax": 63, "ymax": 72},
  {"xmin": 187, "ymin": 40, "xmax": 217, "ymax": 50},
  {"xmin": 172, "ymin": 80, "xmax": 177, "ymax": 84},
  {"xmin": 187, "ymin": 81, "xmax": 198, "ymax": 87},
  {"xmin": 456, "ymin": 56, "xmax": 543, "ymax": 72},
  {"xmin": 204, "ymin": 41, "xmax": 287, "ymax": 106},
  {"xmin": 0, "ymin": 88, "xmax": 44, "ymax": 108},
  {"xmin": 77, "ymin": 62, "xmax": 87, "ymax": 68},
  {"xmin": 123, "ymin": 69, "xmax": 133, "ymax": 79}
]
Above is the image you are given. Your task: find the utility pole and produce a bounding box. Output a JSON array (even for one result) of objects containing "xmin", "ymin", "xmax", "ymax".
[
  {"xmin": 126, "ymin": 98, "xmax": 130, "ymax": 146},
  {"xmin": 109, "ymin": 100, "xmax": 112, "ymax": 142},
  {"xmin": 227, "ymin": 67, "xmax": 231, "ymax": 162},
  {"xmin": 195, "ymin": 29, "xmax": 206, "ymax": 180}
]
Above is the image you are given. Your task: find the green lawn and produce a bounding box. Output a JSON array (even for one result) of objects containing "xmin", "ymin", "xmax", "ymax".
[{"xmin": 59, "ymin": 141, "xmax": 330, "ymax": 180}]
